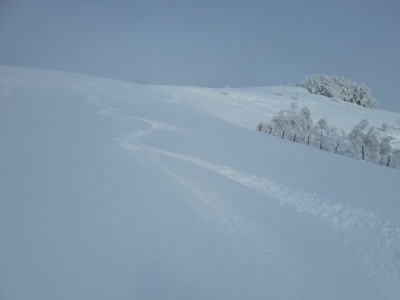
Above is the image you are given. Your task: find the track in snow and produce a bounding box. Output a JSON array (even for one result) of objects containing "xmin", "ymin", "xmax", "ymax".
[
  {"xmin": 148, "ymin": 158, "xmax": 315, "ymax": 299},
  {"xmin": 103, "ymin": 106, "xmax": 400, "ymax": 299}
]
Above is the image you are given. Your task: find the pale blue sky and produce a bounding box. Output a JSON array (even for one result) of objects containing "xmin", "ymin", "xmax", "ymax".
[{"xmin": 1, "ymin": 0, "xmax": 399, "ymax": 111}]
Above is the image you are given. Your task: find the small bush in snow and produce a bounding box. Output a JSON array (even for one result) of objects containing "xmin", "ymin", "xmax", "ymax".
[{"xmin": 296, "ymin": 74, "xmax": 378, "ymax": 108}]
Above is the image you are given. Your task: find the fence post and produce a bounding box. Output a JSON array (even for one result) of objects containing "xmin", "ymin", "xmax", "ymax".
[
  {"xmin": 293, "ymin": 134, "xmax": 296, "ymax": 142},
  {"xmin": 307, "ymin": 135, "xmax": 310, "ymax": 145},
  {"xmin": 362, "ymin": 145, "xmax": 365, "ymax": 160},
  {"xmin": 335, "ymin": 143, "xmax": 339, "ymax": 153},
  {"xmin": 319, "ymin": 140, "xmax": 322, "ymax": 149},
  {"xmin": 387, "ymin": 155, "xmax": 391, "ymax": 167}
]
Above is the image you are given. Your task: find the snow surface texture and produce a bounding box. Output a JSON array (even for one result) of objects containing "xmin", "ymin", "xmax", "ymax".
[{"xmin": 1, "ymin": 66, "xmax": 400, "ymax": 300}]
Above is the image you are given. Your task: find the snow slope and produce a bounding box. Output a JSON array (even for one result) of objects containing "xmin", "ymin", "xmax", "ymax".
[{"xmin": 1, "ymin": 66, "xmax": 400, "ymax": 300}]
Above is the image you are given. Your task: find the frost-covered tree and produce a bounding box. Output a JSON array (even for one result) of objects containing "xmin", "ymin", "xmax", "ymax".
[
  {"xmin": 314, "ymin": 117, "xmax": 330, "ymax": 149},
  {"xmin": 348, "ymin": 119, "xmax": 369, "ymax": 150},
  {"xmin": 270, "ymin": 111, "xmax": 287, "ymax": 135},
  {"xmin": 336, "ymin": 130, "xmax": 353, "ymax": 155},
  {"xmin": 317, "ymin": 117, "xmax": 328, "ymax": 136},
  {"xmin": 363, "ymin": 127, "xmax": 380, "ymax": 162},
  {"xmin": 296, "ymin": 74, "xmax": 378, "ymax": 108},
  {"xmin": 299, "ymin": 106, "xmax": 313, "ymax": 132},
  {"xmin": 378, "ymin": 136, "xmax": 393, "ymax": 165}
]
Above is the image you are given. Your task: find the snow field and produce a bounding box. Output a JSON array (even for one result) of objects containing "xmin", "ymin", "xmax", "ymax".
[{"xmin": 1, "ymin": 66, "xmax": 400, "ymax": 299}]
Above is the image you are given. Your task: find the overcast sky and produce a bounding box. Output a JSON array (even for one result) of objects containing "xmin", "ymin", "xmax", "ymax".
[{"xmin": 1, "ymin": 0, "xmax": 399, "ymax": 111}]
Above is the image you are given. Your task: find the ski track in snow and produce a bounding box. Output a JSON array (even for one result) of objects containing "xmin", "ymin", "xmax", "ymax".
[
  {"xmin": 104, "ymin": 107, "xmax": 400, "ymax": 299},
  {"xmin": 149, "ymin": 146, "xmax": 400, "ymax": 298},
  {"xmin": 147, "ymin": 157, "xmax": 314, "ymax": 299},
  {"xmin": 104, "ymin": 108, "xmax": 315, "ymax": 298}
]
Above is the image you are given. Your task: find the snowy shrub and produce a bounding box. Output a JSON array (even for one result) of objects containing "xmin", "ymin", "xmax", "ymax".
[
  {"xmin": 296, "ymin": 74, "xmax": 378, "ymax": 108},
  {"xmin": 258, "ymin": 105, "xmax": 398, "ymax": 169}
]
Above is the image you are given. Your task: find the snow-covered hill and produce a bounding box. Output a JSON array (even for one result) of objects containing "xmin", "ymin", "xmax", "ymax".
[{"xmin": 1, "ymin": 66, "xmax": 400, "ymax": 300}]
